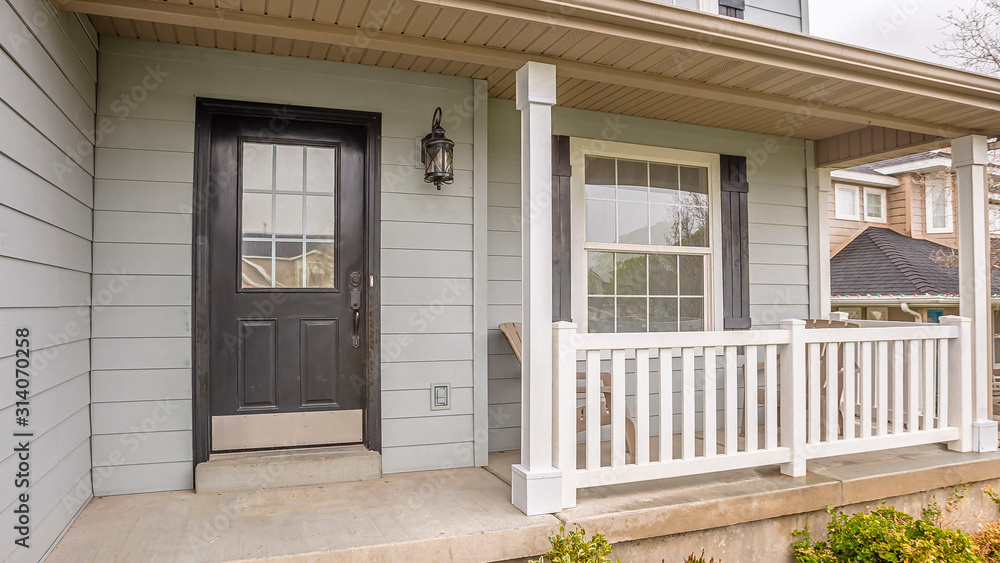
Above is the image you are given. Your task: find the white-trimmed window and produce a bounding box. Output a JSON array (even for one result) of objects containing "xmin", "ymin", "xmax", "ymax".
[
  {"xmin": 990, "ymin": 204, "xmax": 1000, "ymax": 235},
  {"xmin": 863, "ymin": 187, "xmax": 887, "ymax": 223},
  {"xmin": 925, "ymin": 178, "xmax": 954, "ymax": 234},
  {"xmin": 835, "ymin": 184, "xmax": 860, "ymax": 221},
  {"xmin": 571, "ymin": 139, "xmax": 720, "ymax": 334}
]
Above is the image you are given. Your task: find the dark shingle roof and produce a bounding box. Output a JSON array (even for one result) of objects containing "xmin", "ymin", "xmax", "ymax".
[{"xmin": 830, "ymin": 227, "xmax": 1000, "ymax": 296}]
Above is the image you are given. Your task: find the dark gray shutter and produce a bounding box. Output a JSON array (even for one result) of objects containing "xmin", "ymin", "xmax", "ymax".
[
  {"xmin": 721, "ymin": 154, "xmax": 751, "ymax": 330},
  {"xmin": 719, "ymin": 0, "xmax": 745, "ymax": 19},
  {"xmin": 552, "ymin": 135, "xmax": 573, "ymax": 322}
]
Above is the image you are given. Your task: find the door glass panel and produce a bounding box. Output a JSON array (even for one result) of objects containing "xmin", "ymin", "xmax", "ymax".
[
  {"xmin": 241, "ymin": 142, "xmax": 338, "ymax": 289},
  {"xmin": 306, "ymin": 147, "xmax": 336, "ymax": 193}
]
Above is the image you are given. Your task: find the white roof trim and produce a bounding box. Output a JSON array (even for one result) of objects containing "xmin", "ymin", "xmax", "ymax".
[
  {"xmin": 871, "ymin": 157, "xmax": 952, "ymax": 175},
  {"xmin": 830, "ymin": 170, "xmax": 901, "ymax": 187}
]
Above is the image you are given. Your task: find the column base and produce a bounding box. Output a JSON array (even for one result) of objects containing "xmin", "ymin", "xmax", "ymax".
[
  {"xmin": 973, "ymin": 419, "xmax": 999, "ymax": 452},
  {"xmin": 511, "ymin": 463, "xmax": 563, "ymax": 516}
]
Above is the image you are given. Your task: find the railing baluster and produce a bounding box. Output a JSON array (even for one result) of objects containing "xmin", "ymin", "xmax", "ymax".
[
  {"xmin": 938, "ymin": 338, "xmax": 948, "ymax": 430},
  {"xmin": 744, "ymin": 344, "xmax": 758, "ymax": 452},
  {"xmin": 860, "ymin": 341, "xmax": 872, "ymax": 439},
  {"xmin": 877, "ymin": 341, "xmax": 889, "ymax": 437},
  {"xmin": 765, "ymin": 344, "xmax": 778, "ymax": 450},
  {"xmin": 635, "ymin": 348, "xmax": 650, "ymax": 465},
  {"xmin": 808, "ymin": 342, "xmax": 821, "ymax": 444},
  {"xmin": 923, "ymin": 339, "xmax": 934, "ymax": 431},
  {"xmin": 908, "ymin": 340, "xmax": 920, "ymax": 433},
  {"xmin": 704, "ymin": 346, "xmax": 717, "ymax": 457},
  {"xmin": 725, "ymin": 346, "xmax": 737, "ymax": 455},
  {"xmin": 558, "ymin": 321, "xmax": 967, "ymax": 496},
  {"xmin": 892, "ymin": 341, "xmax": 904, "ymax": 435},
  {"xmin": 682, "ymin": 347, "xmax": 695, "ymax": 460},
  {"xmin": 842, "ymin": 342, "xmax": 855, "ymax": 440},
  {"xmin": 611, "ymin": 349, "xmax": 626, "ymax": 469},
  {"xmin": 825, "ymin": 341, "xmax": 839, "ymax": 442},
  {"xmin": 659, "ymin": 348, "xmax": 672, "ymax": 462},
  {"xmin": 586, "ymin": 349, "xmax": 601, "ymax": 470}
]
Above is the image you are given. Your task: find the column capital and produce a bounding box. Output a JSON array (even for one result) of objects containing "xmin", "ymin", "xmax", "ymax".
[
  {"xmin": 516, "ymin": 61, "xmax": 557, "ymax": 109},
  {"xmin": 951, "ymin": 135, "xmax": 988, "ymax": 167}
]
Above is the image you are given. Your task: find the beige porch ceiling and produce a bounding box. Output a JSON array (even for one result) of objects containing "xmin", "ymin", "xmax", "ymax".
[{"xmin": 62, "ymin": 0, "xmax": 1000, "ymax": 166}]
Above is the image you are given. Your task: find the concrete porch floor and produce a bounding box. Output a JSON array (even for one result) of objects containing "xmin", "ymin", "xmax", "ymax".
[{"xmin": 49, "ymin": 444, "xmax": 1000, "ymax": 563}]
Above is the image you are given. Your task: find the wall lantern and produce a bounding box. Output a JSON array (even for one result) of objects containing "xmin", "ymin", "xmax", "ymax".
[{"xmin": 421, "ymin": 107, "xmax": 455, "ymax": 190}]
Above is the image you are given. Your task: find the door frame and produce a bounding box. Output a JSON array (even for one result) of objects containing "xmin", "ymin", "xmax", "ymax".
[{"xmin": 192, "ymin": 98, "xmax": 382, "ymax": 465}]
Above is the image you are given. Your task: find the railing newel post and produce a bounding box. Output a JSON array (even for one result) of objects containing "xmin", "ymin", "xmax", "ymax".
[
  {"xmin": 780, "ymin": 319, "xmax": 807, "ymax": 477},
  {"xmin": 941, "ymin": 315, "xmax": 973, "ymax": 452}
]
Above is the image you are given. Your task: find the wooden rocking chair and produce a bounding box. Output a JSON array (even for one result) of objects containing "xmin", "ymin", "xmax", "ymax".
[{"xmin": 498, "ymin": 322, "xmax": 637, "ymax": 462}]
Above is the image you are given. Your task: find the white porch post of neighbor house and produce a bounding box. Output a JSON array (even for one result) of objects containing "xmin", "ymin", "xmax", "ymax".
[
  {"xmin": 953, "ymin": 134, "xmax": 1000, "ymax": 452},
  {"xmin": 511, "ymin": 61, "xmax": 562, "ymax": 515}
]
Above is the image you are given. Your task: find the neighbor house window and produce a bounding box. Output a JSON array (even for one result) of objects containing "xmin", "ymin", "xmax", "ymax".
[
  {"xmin": 994, "ymin": 309, "xmax": 1000, "ymax": 370},
  {"xmin": 835, "ymin": 185, "xmax": 860, "ymax": 220},
  {"xmin": 990, "ymin": 204, "xmax": 1000, "ymax": 235},
  {"xmin": 925, "ymin": 178, "xmax": 953, "ymax": 234},
  {"xmin": 571, "ymin": 141, "xmax": 718, "ymax": 333},
  {"xmin": 863, "ymin": 187, "xmax": 887, "ymax": 223}
]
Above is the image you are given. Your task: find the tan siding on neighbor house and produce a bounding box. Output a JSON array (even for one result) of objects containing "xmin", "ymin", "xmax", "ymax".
[
  {"xmin": 0, "ymin": 4, "xmax": 96, "ymax": 561},
  {"xmin": 828, "ymin": 181, "xmax": 917, "ymax": 253}
]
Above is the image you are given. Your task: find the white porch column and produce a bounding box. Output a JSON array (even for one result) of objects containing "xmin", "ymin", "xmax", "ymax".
[
  {"xmin": 511, "ymin": 61, "xmax": 562, "ymax": 515},
  {"xmin": 953, "ymin": 135, "xmax": 999, "ymax": 452},
  {"xmin": 805, "ymin": 153, "xmax": 833, "ymax": 319}
]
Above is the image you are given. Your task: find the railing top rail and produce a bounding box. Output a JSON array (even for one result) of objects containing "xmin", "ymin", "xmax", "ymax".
[
  {"xmin": 801, "ymin": 324, "xmax": 959, "ymax": 344},
  {"xmin": 574, "ymin": 329, "xmax": 791, "ymax": 351}
]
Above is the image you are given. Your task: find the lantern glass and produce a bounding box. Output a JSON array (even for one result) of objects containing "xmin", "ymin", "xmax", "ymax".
[{"xmin": 421, "ymin": 107, "xmax": 455, "ymax": 189}]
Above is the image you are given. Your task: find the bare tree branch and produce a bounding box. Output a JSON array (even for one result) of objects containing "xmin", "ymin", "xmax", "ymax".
[{"xmin": 933, "ymin": 0, "xmax": 1000, "ymax": 76}]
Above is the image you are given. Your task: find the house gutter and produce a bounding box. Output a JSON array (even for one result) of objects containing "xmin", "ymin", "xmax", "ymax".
[
  {"xmin": 414, "ymin": 0, "xmax": 1000, "ymax": 108},
  {"xmin": 831, "ymin": 295, "xmax": 1000, "ymax": 307}
]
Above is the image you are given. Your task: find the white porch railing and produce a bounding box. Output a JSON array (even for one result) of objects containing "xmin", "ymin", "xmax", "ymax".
[{"xmin": 552, "ymin": 316, "xmax": 973, "ymax": 510}]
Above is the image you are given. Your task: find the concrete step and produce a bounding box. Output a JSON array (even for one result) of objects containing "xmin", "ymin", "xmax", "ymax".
[{"xmin": 195, "ymin": 445, "xmax": 381, "ymax": 494}]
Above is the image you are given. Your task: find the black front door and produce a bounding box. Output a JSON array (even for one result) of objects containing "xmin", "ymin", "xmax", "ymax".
[{"xmin": 204, "ymin": 106, "xmax": 370, "ymax": 452}]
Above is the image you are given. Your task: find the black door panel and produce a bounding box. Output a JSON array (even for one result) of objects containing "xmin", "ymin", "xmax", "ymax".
[{"xmin": 208, "ymin": 115, "xmax": 366, "ymax": 418}]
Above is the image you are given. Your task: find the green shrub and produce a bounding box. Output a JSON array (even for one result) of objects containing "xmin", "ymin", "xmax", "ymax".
[
  {"xmin": 531, "ymin": 525, "xmax": 617, "ymax": 563},
  {"xmin": 791, "ymin": 505, "xmax": 981, "ymax": 563}
]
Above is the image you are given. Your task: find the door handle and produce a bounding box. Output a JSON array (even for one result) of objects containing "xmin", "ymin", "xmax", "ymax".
[{"xmin": 350, "ymin": 285, "xmax": 362, "ymax": 349}]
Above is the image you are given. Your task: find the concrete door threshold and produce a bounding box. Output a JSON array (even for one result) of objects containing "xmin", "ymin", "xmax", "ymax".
[{"xmin": 196, "ymin": 445, "xmax": 381, "ymax": 494}]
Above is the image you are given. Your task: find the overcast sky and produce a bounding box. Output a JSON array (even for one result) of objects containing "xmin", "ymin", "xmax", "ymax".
[{"xmin": 808, "ymin": 0, "xmax": 978, "ymax": 69}]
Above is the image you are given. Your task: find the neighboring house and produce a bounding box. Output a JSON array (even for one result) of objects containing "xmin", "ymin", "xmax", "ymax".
[
  {"xmin": 827, "ymin": 152, "xmax": 1000, "ymax": 385},
  {"xmin": 829, "ymin": 150, "xmax": 960, "ymax": 251},
  {"xmin": 5, "ymin": 0, "xmax": 1000, "ymax": 561}
]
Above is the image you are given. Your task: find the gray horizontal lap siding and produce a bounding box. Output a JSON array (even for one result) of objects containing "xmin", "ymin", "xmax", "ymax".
[
  {"xmin": 94, "ymin": 37, "xmax": 481, "ymax": 489},
  {"xmin": 485, "ymin": 99, "xmax": 811, "ymax": 451},
  {"xmin": 0, "ymin": 1, "xmax": 97, "ymax": 560},
  {"xmin": 745, "ymin": 0, "xmax": 804, "ymax": 32}
]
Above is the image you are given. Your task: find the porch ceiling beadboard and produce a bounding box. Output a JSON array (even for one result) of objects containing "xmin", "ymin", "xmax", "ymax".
[
  {"xmin": 92, "ymin": 37, "xmax": 483, "ymax": 485},
  {"xmin": 486, "ymin": 98, "xmax": 811, "ymax": 451},
  {"xmin": 0, "ymin": 2, "xmax": 97, "ymax": 561},
  {"xmin": 60, "ymin": 0, "xmax": 1000, "ymax": 167}
]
